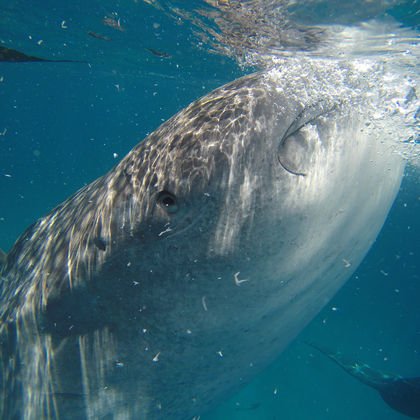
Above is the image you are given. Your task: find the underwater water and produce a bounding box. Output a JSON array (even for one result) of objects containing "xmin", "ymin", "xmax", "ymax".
[{"xmin": 0, "ymin": 1, "xmax": 419, "ymax": 419}]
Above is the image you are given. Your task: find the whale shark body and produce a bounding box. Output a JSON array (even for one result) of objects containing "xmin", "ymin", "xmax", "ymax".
[{"xmin": 0, "ymin": 67, "xmax": 404, "ymax": 419}]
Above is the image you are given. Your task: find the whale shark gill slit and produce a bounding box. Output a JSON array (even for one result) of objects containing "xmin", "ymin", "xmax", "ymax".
[{"xmin": 277, "ymin": 101, "xmax": 337, "ymax": 176}]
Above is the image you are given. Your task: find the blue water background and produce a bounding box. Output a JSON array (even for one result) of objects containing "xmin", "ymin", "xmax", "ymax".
[{"xmin": 0, "ymin": 1, "xmax": 419, "ymax": 419}]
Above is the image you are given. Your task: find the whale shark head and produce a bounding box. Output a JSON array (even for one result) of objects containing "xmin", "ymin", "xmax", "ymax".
[{"xmin": 0, "ymin": 68, "xmax": 404, "ymax": 419}]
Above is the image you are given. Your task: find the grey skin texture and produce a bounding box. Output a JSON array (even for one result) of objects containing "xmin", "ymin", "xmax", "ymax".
[{"xmin": 0, "ymin": 68, "xmax": 404, "ymax": 419}]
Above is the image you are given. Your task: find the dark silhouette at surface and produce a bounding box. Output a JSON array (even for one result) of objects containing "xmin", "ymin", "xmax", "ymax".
[
  {"xmin": 307, "ymin": 342, "xmax": 420, "ymax": 419},
  {"xmin": 0, "ymin": 46, "xmax": 85, "ymax": 63}
]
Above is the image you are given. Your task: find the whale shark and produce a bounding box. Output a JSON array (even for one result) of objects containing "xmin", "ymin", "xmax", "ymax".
[
  {"xmin": 307, "ymin": 342, "xmax": 420, "ymax": 419},
  {"xmin": 0, "ymin": 65, "xmax": 405, "ymax": 419}
]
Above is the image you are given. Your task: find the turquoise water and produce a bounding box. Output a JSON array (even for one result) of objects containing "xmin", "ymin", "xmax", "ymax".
[{"xmin": 0, "ymin": 1, "xmax": 419, "ymax": 419}]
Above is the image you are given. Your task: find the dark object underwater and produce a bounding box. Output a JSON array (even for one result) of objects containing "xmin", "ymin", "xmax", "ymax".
[
  {"xmin": 146, "ymin": 48, "xmax": 171, "ymax": 58},
  {"xmin": 307, "ymin": 342, "xmax": 420, "ymax": 419},
  {"xmin": 87, "ymin": 31, "xmax": 112, "ymax": 41},
  {"xmin": 0, "ymin": 46, "xmax": 85, "ymax": 63}
]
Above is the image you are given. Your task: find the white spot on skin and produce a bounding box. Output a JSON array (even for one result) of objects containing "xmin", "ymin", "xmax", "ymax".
[
  {"xmin": 158, "ymin": 225, "xmax": 173, "ymax": 237},
  {"xmin": 342, "ymin": 259, "xmax": 351, "ymax": 268},
  {"xmin": 152, "ymin": 352, "xmax": 160, "ymax": 362},
  {"xmin": 234, "ymin": 272, "xmax": 249, "ymax": 286},
  {"xmin": 201, "ymin": 296, "xmax": 208, "ymax": 311}
]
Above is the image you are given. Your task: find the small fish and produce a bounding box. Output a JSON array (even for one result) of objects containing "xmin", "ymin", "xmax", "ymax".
[
  {"xmin": 88, "ymin": 31, "xmax": 112, "ymax": 41},
  {"xmin": 0, "ymin": 46, "xmax": 85, "ymax": 63},
  {"xmin": 102, "ymin": 17, "xmax": 125, "ymax": 32},
  {"xmin": 146, "ymin": 48, "xmax": 171, "ymax": 58}
]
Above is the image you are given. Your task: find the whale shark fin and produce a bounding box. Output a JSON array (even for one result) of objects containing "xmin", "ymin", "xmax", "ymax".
[
  {"xmin": 305, "ymin": 341, "xmax": 396, "ymax": 388},
  {"xmin": 306, "ymin": 342, "xmax": 420, "ymax": 419},
  {"xmin": 379, "ymin": 377, "xmax": 420, "ymax": 419}
]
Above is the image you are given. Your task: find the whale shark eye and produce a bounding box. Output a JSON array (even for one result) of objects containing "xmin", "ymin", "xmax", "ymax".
[{"xmin": 157, "ymin": 191, "xmax": 178, "ymax": 213}]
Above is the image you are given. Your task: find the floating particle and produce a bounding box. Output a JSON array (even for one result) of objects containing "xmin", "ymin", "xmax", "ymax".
[
  {"xmin": 342, "ymin": 258, "xmax": 351, "ymax": 268},
  {"xmin": 102, "ymin": 17, "xmax": 125, "ymax": 31},
  {"xmin": 234, "ymin": 271, "xmax": 249, "ymax": 286},
  {"xmin": 201, "ymin": 296, "xmax": 208, "ymax": 311}
]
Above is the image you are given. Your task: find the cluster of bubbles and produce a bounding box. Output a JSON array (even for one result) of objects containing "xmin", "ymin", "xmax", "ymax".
[{"xmin": 144, "ymin": 0, "xmax": 419, "ymax": 163}]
